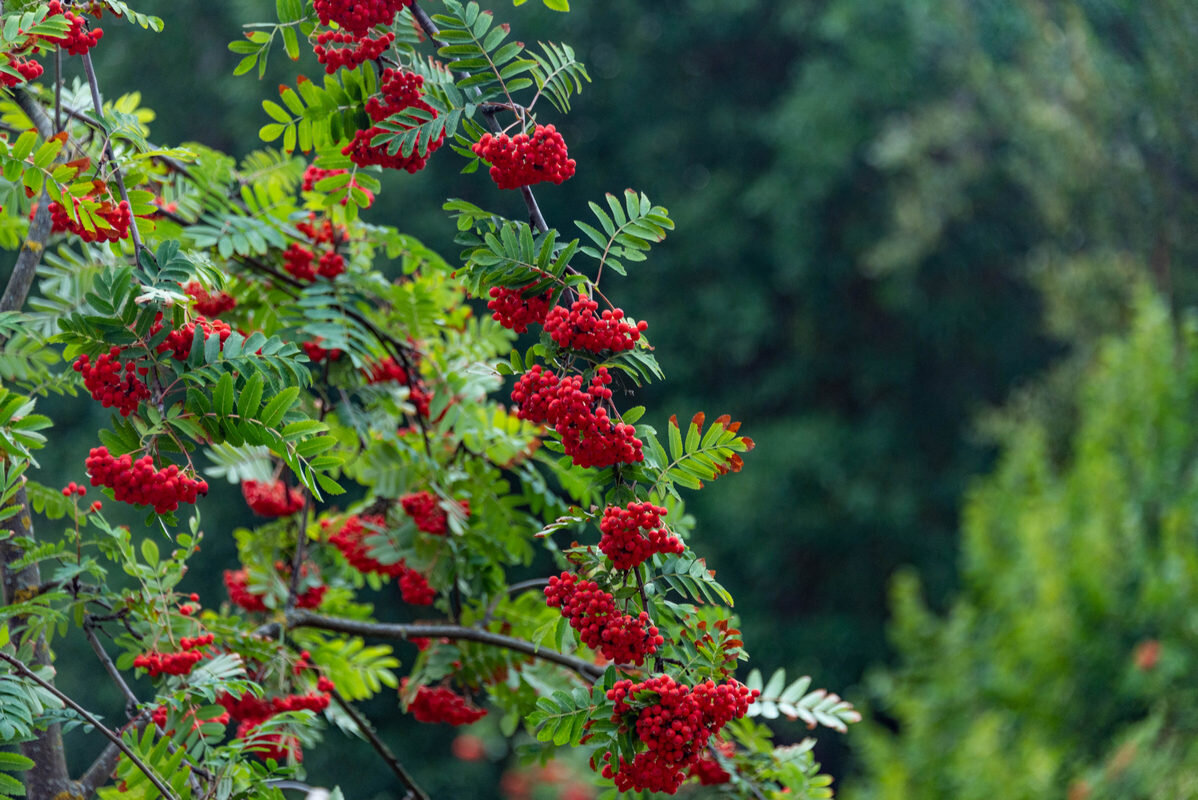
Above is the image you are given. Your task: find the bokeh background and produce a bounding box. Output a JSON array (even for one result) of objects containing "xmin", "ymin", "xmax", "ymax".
[{"xmin": 29, "ymin": 0, "xmax": 1198, "ymax": 797}]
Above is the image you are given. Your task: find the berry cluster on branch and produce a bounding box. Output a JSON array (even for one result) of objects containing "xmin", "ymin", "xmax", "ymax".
[
  {"xmin": 325, "ymin": 513, "xmax": 436, "ymax": 604},
  {"xmin": 343, "ymin": 67, "xmax": 442, "ymax": 172},
  {"xmin": 400, "ymin": 490, "xmax": 469, "ymax": 535},
  {"xmin": 471, "ymin": 125, "xmax": 576, "ymax": 190},
  {"xmin": 312, "ymin": 0, "xmax": 410, "ymax": 36},
  {"xmin": 73, "ymin": 347, "xmax": 150, "ymax": 417},
  {"xmin": 153, "ymin": 314, "xmax": 233, "ymax": 361},
  {"xmin": 312, "ymin": 30, "xmax": 394, "ymax": 75},
  {"xmin": 242, "ymin": 479, "xmax": 305, "ymax": 517},
  {"xmin": 544, "ymin": 571, "xmax": 663, "ymax": 666},
  {"xmin": 602, "ymin": 676, "xmax": 758, "ymax": 793},
  {"xmin": 42, "ymin": 0, "xmax": 104, "ymax": 56},
  {"xmin": 544, "ymin": 297, "xmax": 647, "ymax": 354},
  {"xmin": 401, "ymin": 678, "xmax": 487, "ymax": 726},
  {"xmin": 48, "ymin": 195, "xmax": 132, "ymax": 243},
  {"xmin": 85, "ymin": 446, "xmax": 209, "ymax": 514},
  {"xmin": 598, "ymin": 501, "xmax": 684, "ymax": 570},
  {"xmin": 513, "ymin": 365, "xmax": 643, "ymax": 468},
  {"xmin": 487, "ymin": 286, "xmax": 552, "ymax": 333},
  {"xmin": 133, "ymin": 634, "xmax": 214, "ymax": 678}
]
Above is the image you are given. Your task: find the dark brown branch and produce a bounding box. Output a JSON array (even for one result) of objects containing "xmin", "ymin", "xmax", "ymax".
[
  {"xmin": 286, "ymin": 609, "xmax": 606, "ymax": 681},
  {"xmin": 83, "ymin": 620, "xmax": 141, "ymax": 716},
  {"xmin": 75, "ymin": 711, "xmax": 152, "ymax": 800},
  {"xmin": 410, "ymin": 1, "xmax": 549, "ymax": 232},
  {"xmin": 328, "ymin": 687, "xmax": 430, "ymax": 800},
  {"xmin": 79, "ymin": 52, "xmax": 145, "ymax": 254},
  {"xmin": 0, "ymin": 651, "xmax": 180, "ymax": 800}
]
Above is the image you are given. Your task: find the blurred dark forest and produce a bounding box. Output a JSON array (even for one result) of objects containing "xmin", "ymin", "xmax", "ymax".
[{"xmin": 34, "ymin": 0, "xmax": 1197, "ymax": 796}]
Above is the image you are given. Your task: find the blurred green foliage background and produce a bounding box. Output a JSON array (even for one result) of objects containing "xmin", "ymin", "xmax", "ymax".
[{"xmin": 21, "ymin": 0, "xmax": 1198, "ymax": 795}]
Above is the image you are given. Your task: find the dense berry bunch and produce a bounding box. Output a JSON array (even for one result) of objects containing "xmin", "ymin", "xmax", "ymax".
[
  {"xmin": 325, "ymin": 514, "xmax": 435, "ymax": 604},
  {"xmin": 398, "ymin": 568, "xmax": 436, "ymax": 605},
  {"xmin": 1, "ymin": 55, "xmax": 43, "ymax": 87},
  {"xmin": 218, "ymin": 678, "xmax": 335, "ymax": 763},
  {"xmin": 513, "ymin": 366, "xmax": 644, "ymax": 468},
  {"xmin": 73, "ymin": 347, "xmax": 150, "ymax": 417},
  {"xmin": 242, "ymin": 479, "xmax": 305, "ymax": 517},
  {"xmin": 223, "ymin": 566, "xmax": 327, "ymax": 613},
  {"xmin": 487, "ymin": 286, "xmax": 552, "ymax": 333},
  {"xmin": 544, "ymin": 298, "xmax": 647, "ymax": 354},
  {"xmin": 133, "ymin": 636, "xmax": 213, "ymax": 677},
  {"xmin": 85, "ymin": 447, "xmax": 209, "ymax": 513},
  {"xmin": 364, "ymin": 356, "xmax": 433, "ymax": 417},
  {"xmin": 154, "ymin": 314, "xmax": 232, "ymax": 361},
  {"xmin": 48, "ymin": 196, "xmax": 132, "ymax": 242},
  {"xmin": 400, "ymin": 491, "xmax": 469, "ymax": 535},
  {"xmin": 599, "ymin": 502, "xmax": 684, "ymax": 570},
  {"xmin": 312, "ymin": 30, "xmax": 394, "ymax": 75},
  {"xmin": 295, "ymin": 214, "xmax": 346, "ymax": 245},
  {"xmin": 302, "ymin": 338, "xmax": 343, "ymax": 363},
  {"xmin": 401, "ymin": 679, "xmax": 487, "ymax": 725},
  {"xmin": 544, "ymin": 572, "xmax": 663, "ymax": 665},
  {"xmin": 182, "ymin": 281, "xmax": 236, "ymax": 316},
  {"xmin": 471, "ymin": 125, "xmax": 576, "ymax": 190},
  {"xmin": 283, "ymin": 243, "xmax": 317, "ymax": 281},
  {"xmin": 42, "ymin": 0, "xmax": 103, "ymax": 56},
  {"xmin": 343, "ymin": 67, "xmax": 442, "ymax": 172},
  {"xmin": 688, "ymin": 740, "xmax": 734, "ymax": 785},
  {"xmin": 601, "ymin": 676, "xmax": 757, "ymax": 793},
  {"xmin": 312, "ymin": 0, "xmax": 409, "ymax": 36}
]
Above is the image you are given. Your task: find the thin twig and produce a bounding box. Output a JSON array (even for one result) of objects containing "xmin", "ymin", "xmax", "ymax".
[
  {"xmin": 75, "ymin": 710, "xmax": 152, "ymax": 800},
  {"xmin": 329, "ymin": 688, "xmax": 430, "ymax": 800},
  {"xmin": 0, "ymin": 651, "xmax": 181, "ymax": 800},
  {"xmin": 79, "ymin": 51, "xmax": 145, "ymax": 254},
  {"xmin": 286, "ymin": 610, "xmax": 609, "ymax": 681},
  {"xmin": 82, "ymin": 620, "xmax": 140, "ymax": 716}
]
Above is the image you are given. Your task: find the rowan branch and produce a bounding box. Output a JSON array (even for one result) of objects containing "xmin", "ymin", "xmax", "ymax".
[
  {"xmin": 79, "ymin": 51, "xmax": 145, "ymax": 254},
  {"xmin": 328, "ymin": 687, "xmax": 430, "ymax": 800},
  {"xmin": 0, "ymin": 650, "xmax": 181, "ymax": 800},
  {"xmin": 285, "ymin": 609, "xmax": 607, "ymax": 681}
]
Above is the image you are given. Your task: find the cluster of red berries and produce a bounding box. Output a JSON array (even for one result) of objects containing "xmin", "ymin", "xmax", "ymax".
[
  {"xmin": 312, "ymin": 0, "xmax": 409, "ymax": 36},
  {"xmin": 471, "ymin": 125, "xmax": 576, "ymax": 190},
  {"xmin": 283, "ymin": 212, "xmax": 349, "ymax": 282},
  {"xmin": 241, "ymin": 479, "xmax": 304, "ymax": 517},
  {"xmin": 48, "ymin": 195, "xmax": 132, "ymax": 243},
  {"xmin": 325, "ymin": 514, "xmax": 436, "ymax": 604},
  {"xmin": 282, "ymin": 242, "xmax": 344, "ymax": 282},
  {"xmin": 302, "ymin": 163, "xmax": 375, "ymax": 207},
  {"xmin": 544, "ymin": 572, "xmax": 663, "ymax": 666},
  {"xmin": 42, "ymin": 0, "xmax": 104, "ymax": 56},
  {"xmin": 152, "ymin": 314, "xmax": 232, "ymax": 361},
  {"xmin": 223, "ymin": 566, "xmax": 326, "ymax": 613},
  {"xmin": 601, "ymin": 676, "xmax": 757, "ymax": 793},
  {"xmin": 182, "ymin": 281, "xmax": 236, "ymax": 317},
  {"xmin": 61, "ymin": 482, "xmax": 86, "ymax": 497},
  {"xmin": 599, "ymin": 502, "xmax": 684, "ymax": 570},
  {"xmin": 219, "ymin": 676, "xmax": 335, "ymax": 763},
  {"xmin": 312, "ymin": 30, "xmax": 394, "ymax": 74},
  {"xmin": 73, "ymin": 348, "xmax": 150, "ymax": 417},
  {"xmin": 400, "ymin": 491, "xmax": 469, "ymax": 535},
  {"xmin": 513, "ymin": 365, "xmax": 644, "ymax": 468},
  {"xmin": 1, "ymin": 55, "xmax": 42, "ymax": 87},
  {"xmin": 544, "ymin": 298, "xmax": 647, "ymax": 354},
  {"xmin": 688, "ymin": 740, "xmax": 734, "ymax": 786},
  {"xmin": 364, "ymin": 356, "xmax": 433, "ymax": 417},
  {"xmin": 85, "ymin": 446, "xmax": 209, "ymax": 514},
  {"xmin": 487, "ymin": 286, "xmax": 552, "ymax": 333},
  {"xmin": 133, "ymin": 635, "xmax": 214, "ymax": 677},
  {"xmin": 343, "ymin": 67, "xmax": 443, "ymax": 173},
  {"xmin": 401, "ymin": 678, "xmax": 487, "ymax": 726},
  {"xmin": 302, "ymin": 338, "xmax": 343, "ymax": 363}
]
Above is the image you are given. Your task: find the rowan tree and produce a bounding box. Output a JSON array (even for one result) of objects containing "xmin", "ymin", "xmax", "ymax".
[{"xmin": 0, "ymin": 1, "xmax": 857, "ymax": 798}]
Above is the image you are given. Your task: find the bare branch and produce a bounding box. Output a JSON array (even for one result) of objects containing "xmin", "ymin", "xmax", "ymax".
[
  {"xmin": 0, "ymin": 651, "xmax": 181, "ymax": 800},
  {"xmin": 328, "ymin": 687, "xmax": 430, "ymax": 800},
  {"xmin": 286, "ymin": 610, "xmax": 608, "ymax": 681}
]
